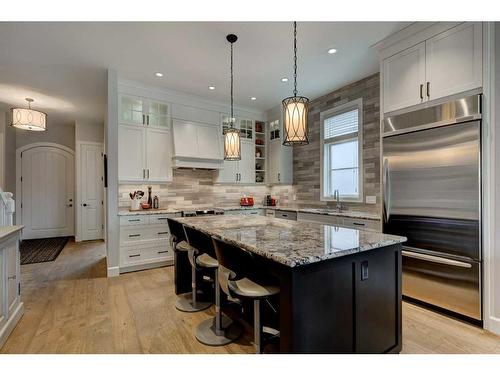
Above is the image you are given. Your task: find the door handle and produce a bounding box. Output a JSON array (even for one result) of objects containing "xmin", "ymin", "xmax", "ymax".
[
  {"xmin": 382, "ymin": 158, "xmax": 391, "ymax": 223},
  {"xmin": 67, "ymin": 204, "xmax": 73, "ymax": 207},
  {"xmin": 426, "ymin": 82, "xmax": 430, "ymax": 98},
  {"xmin": 402, "ymin": 249, "xmax": 472, "ymax": 268},
  {"xmin": 419, "ymin": 84, "xmax": 423, "ymax": 100},
  {"xmin": 82, "ymin": 203, "xmax": 88, "ymax": 207}
]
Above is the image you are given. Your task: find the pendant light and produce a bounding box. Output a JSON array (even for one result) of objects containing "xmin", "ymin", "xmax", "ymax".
[
  {"xmin": 223, "ymin": 34, "xmax": 241, "ymax": 161},
  {"xmin": 282, "ymin": 22, "xmax": 309, "ymax": 146},
  {"xmin": 11, "ymin": 98, "xmax": 47, "ymax": 131}
]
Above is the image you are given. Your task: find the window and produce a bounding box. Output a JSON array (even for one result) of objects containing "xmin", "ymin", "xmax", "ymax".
[{"xmin": 320, "ymin": 99, "xmax": 363, "ymax": 202}]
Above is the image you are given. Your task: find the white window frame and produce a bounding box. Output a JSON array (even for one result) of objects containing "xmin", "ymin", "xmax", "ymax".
[{"xmin": 320, "ymin": 98, "xmax": 363, "ymax": 202}]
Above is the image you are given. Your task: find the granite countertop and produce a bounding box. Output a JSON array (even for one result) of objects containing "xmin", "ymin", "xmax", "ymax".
[
  {"xmin": 174, "ymin": 216, "xmax": 405, "ymax": 268},
  {"xmin": 118, "ymin": 205, "xmax": 381, "ymax": 221},
  {"xmin": 0, "ymin": 225, "xmax": 24, "ymax": 241},
  {"xmin": 118, "ymin": 208, "xmax": 181, "ymax": 216}
]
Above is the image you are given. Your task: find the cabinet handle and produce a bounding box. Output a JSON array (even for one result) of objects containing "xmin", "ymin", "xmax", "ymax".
[
  {"xmin": 142, "ymin": 114, "xmax": 145, "ymax": 124},
  {"xmin": 419, "ymin": 84, "xmax": 423, "ymax": 100},
  {"xmin": 147, "ymin": 115, "xmax": 149, "ymax": 125},
  {"xmin": 352, "ymin": 222, "xmax": 366, "ymax": 226},
  {"xmin": 278, "ymin": 172, "xmax": 280, "ymax": 182},
  {"xmin": 128, "ymin": 219, "xmax": 140, "ymax": 222},
  {"xmin": 156, "ymin": 217, "xmax": 167, "ymax": 221},
  {"xmin": 143, "ymin": 169, "xmax": 145, "ymax": 179},
  {"xmin": 128, "ymin": 234, "xmax": 141, "ymax": 238},
  {"xmin": 129, "ymin": 254, "xmax": 141, "ymax": 258},
  {"xmin": 8, "ymin": 275, "xmax": 16, "ymax": 280},
  {"xmin": 426, "ymin": 82, "xmax": 430, "ymax": 98},
  {"xmin": 157, "ymin": 231, "xmax": 169, "ymax": 235},
  {"xmin": 147, "ymin": 169, "xmax": 150, "ymax": 179},
  {"xmin": 157, "ymin": 250, "xmax": 169, "ymax": 254}
]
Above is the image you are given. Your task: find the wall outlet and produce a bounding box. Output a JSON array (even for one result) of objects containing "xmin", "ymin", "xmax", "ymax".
[{"xmin": 365, "ymin": 196, "xmax": 376, "ymax": 204}]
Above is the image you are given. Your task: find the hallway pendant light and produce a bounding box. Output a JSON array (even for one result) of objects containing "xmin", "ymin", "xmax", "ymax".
[
  {"xmin": 282, "ymin": 22, "xmax": 309, "ymax": 146},
  {"xmin": 11, "ymin": 98, "xmax": 47, "ymax": 131},
  {"xmin": 224, "ymin": 34, "xmax": 241, "ymax": 161}
]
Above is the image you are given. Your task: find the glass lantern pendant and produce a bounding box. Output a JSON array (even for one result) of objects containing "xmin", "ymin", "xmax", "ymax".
[
  {"xmin": 11, "ymin": 98, "xmax": 47, "ymax": 131},
  {"xmin": 224, "ymin": 34, "xmax": 241, "ymax": 160},
  {"xmin": 283, "ymin": 22, "xmax": 309, "ymax": 146}
]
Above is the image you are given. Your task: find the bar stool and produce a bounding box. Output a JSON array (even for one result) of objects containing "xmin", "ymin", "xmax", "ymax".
[
  {"xmin": 183, "ymin": 226, "xmax": 243, "ymax": 346},
  {"xmin": 212, "ymin": 237, "xmax": 280, "ymax": 353},
  {"xmin": 167, "ymin": 218, "xmax": 211, "ymax": 312}
]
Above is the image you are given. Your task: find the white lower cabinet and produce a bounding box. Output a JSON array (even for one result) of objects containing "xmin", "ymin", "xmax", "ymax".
[
  {"xmin": 224, "ymin": 209, "xmax": 264, "ymax": 216},
  {"xmin": 0, "ymin": 228, "xmax": 24, "ymax": 349},
  {"xmin": 297, "ymin": 212, "xmax": 381, "ymax": 231},
  {"xmin": 119, "ymin": 213, "xmax": 180, "ymax": 272}
]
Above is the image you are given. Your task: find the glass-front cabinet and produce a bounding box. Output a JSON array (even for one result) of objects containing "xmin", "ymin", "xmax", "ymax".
[
  {"xmin": 220, "ymin": 115, "xmax": 254, "ymax": 141},
  {"xmin": 119, "ymin": 94, "xmax": 170, "ymax": 129}
]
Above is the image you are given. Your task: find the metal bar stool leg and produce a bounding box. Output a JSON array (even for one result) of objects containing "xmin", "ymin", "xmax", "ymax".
[
  {"xmin": 254, "ymin": 299, "xmax": 262, "ymax": 354},
  {"xmin": 175, "ymin": 251, "xmax": 212, "ymax": 313},
  {"xmin": 195, "ymin": 268, "xmax": 243, "ymax": 346}
]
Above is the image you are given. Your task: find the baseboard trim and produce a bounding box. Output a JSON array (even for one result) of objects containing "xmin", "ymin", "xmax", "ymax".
[
  {"xmin": 485, "ymin": 316, "xmax": 500, "ymax": 335},
  {"xmin": 107, "ymin": 266, "xmax": 120, "ymax": 277},
  {"xmin": 0, "ymin": 302, "xmax": 24, "ymax": 349}
]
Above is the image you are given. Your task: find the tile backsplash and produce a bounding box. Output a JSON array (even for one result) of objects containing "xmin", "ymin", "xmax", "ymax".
[{"xmin": 118, "ymin": 169, "xmax": 294, "ymax": 209}]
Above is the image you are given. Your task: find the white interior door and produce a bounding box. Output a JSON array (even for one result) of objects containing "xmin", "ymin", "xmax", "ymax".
[
  {"xmin": 21, "ymin": 145, "xmax": 75, "ymax": 239},
  {"xmin": 79, "ymin": 143, "xmax": 104, "ymax": 241}
]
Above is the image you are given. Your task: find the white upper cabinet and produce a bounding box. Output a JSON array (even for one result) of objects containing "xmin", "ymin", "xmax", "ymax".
[
  {"xmin": 119, "ymin": 94, "xmax": 170, "ymax": 129},
  {"xmin": 381, "ymin": 22, "xmax": 482, "ymax": 114},
  {"xmin": 425, "ymin": 22, "xmax": 482, "ymax": 101},
  {"xmin": 215, "ymin": 114, "xmax": 256, "ymax": 184},
  {"xmin": 267, "ymin": 118, "xmax": 293, "ymax": 185},
  {"xmin": 146, "ymin": 129, "xmax": 173, "ymax": 182},
  {"xmin": 382, "ymin": 42, "xmax": 426, "ymax": 113},
  {"xmin": 118, "ymin": 125, "xmax": 146, "ymax": 182}
]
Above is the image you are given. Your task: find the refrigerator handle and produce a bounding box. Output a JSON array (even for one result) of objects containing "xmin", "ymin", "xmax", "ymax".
[
  {"xmin": 402, "ymin": 248, "xmax": 472, "ymax": 269},
  {"xmin": 383, "ymin": 158, "xmax": 391, "ymax": 223}
]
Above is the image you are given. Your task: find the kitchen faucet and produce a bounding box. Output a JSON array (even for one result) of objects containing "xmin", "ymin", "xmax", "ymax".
[{"xmin": 333, "ymin": 189, "xmax": 343, "ymax": 212}]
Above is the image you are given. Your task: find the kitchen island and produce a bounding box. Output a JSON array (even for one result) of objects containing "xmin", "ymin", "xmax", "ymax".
[{"xmin": 173, "ymin": 215, "xmax": 406, "ymax": 353}]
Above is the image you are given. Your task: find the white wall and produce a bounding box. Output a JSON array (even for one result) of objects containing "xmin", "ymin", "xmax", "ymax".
[
  {"xmin": 0, "ymin": 111, "xmax": 17, "ymax": 194},
  {"xmin": 105, "ymin": 70, "xmax": 120, "ymax": 277},
  {"xmin": 15, "ymin": 121, "xmax": 75, "ymax": 150},
  {"xmin": 492, "ymin": 22, "xmax": 500, "ymax": 331},
  {"xmin": 75, "ymin": 120, "xmax": 104, "ymax": 143}
]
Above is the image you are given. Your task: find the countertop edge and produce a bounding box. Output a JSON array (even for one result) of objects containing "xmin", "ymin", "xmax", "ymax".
[{"xmin": 0, "ymin": 225, "xmax": 24, "ymax": 242}]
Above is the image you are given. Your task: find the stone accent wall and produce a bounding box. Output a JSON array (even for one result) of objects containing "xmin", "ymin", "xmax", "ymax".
[
  {"xmin": 293, "ymin": 73, "xmax": 381, "ymax": 214},
  {"xmin": 118, "ymin": 169, "xmax": 294, "ymax": 209}
]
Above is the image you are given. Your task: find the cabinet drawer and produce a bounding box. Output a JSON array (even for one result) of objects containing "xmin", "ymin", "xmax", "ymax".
[
  {"xmin": 120, "ymin": 244, "xmax": 172, "ymax": 267},
  {"xmin": 275, "ymin": 210, "xmax": 297, "ymax": 221},
  {"xmin": 120, "ymin": 216, "xmax": 149, "ymax": 226},
  {"xmin": 149, "ymin": 214, "xmax": 176, "ymax": 224},
  {"xmin": 342, "ymin": 218, "xmax": 380, "ymax": 232},
  {"xmin": 265, "ymin": 209, "xmax": 276, "ymax": 217},
  {"xmin": 120, "ymin": 226, "xmax": 170, "ymax": 245}
]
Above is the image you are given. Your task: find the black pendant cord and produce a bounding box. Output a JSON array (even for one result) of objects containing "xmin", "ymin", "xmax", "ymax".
[
  {"xmin": 230, "ymin": 41, "xmax": 234, "ymax": 127},
  {"xmin": 293, "ymin": 21, "xmax": 298, "ymax": 98}
]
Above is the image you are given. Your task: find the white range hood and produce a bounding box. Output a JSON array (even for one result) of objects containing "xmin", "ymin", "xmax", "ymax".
[{"xmin": 171, "ymin": 119, "xmax": 223, "ymax": 169}]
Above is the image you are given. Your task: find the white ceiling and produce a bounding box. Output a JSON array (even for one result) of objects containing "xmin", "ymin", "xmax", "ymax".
[{"xmin": 0, "ymin": 22, "xmax": 409, "ymax": 127}]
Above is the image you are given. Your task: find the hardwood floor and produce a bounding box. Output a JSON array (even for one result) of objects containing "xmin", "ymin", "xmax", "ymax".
[{"xmin": 2, "ymin": 239, "xmax": 500, "ymax": 354}]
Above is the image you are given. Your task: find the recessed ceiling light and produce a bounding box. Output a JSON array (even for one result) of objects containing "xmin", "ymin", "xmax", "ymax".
[
  {"xmin": 155, "ymin": 72, "xmax": 163, "ymax": 77},
  {"xmin": 250, "ymin": 97, "xmax": 257, "ymax": 101},
  {"xmin": 208, "ymin": 86, "xmax": 215, "ymax": 90},
  {"xmin": 327, "ymin": 48, "xmax": 338, "ymax": 54},
  {"xmin": 281, "ymin": 77, "xmax": 288, "ymax": 82}
]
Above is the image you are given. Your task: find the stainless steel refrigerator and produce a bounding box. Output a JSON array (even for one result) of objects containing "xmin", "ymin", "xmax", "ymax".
[{"xmin": 382, "ymin": 94, "xmax": 482, "ymax": 323}]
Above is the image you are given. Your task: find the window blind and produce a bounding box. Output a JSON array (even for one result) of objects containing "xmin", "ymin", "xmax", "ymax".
[{"xmin": 324, "ymin": 109, "xmax": 359, "ymax": 140}]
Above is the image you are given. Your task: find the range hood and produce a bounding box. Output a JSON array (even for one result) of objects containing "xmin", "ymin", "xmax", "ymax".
[{"xmin": 172, "ymin": 119, "xmax": 223, "ymax": 169}]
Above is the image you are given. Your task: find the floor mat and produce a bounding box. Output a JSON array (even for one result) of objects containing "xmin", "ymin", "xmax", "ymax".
[{"xmin": 20, "ymin": 237, "xmax": 70, "ymax": 265}]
